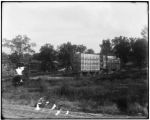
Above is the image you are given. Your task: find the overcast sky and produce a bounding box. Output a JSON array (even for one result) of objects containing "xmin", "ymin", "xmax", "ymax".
[{"xmin": 2, "ymin": 2, "xmax": 148, "ymax": 53}]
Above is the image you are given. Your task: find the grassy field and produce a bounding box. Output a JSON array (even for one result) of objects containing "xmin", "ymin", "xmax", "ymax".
[{"xmin": 2, "ymin": 68, "xmax": 148, "ymax": 118}]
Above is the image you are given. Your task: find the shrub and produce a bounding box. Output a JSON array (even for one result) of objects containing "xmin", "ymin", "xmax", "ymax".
[
  {"xmin": 128, "ymin": 102, "xmax": 143, "ymax": 115},
  {"xmin": 56, "ymin": 83, "xmax": 76, "ymax": 100},
  {"xmin": 12, "ymin": 75, "xmax": 23, "ymax": 87},
  {"xmin": 98, "ymin": 104, "xmax": 119, "ymax": 114},
  {"xmin": 26, "ymin": 78, "xmax": 49, "ymax": 93},
  {"xmin": 115, "ymin": 97, "xmax": 128, "ymax": 113}
]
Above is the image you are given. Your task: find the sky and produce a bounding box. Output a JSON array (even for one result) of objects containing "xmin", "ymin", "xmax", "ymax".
[{"xmin": 2, "ymin": 2, "xmax": 148, "ymax": 54}]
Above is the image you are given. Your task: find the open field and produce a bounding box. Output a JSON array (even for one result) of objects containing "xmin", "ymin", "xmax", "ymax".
[{"xmin": 2, "ymin": 68, "xmax": 149, "ymax": 118}]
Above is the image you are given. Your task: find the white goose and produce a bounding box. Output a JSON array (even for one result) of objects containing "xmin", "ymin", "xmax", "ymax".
[
  {"xmin": 20, "ymin": 79, "xmax": 23, "ymax": 83},
  {"xmin": 45, "ymin": 101, "xmax": 49, "ymax": 106},
  {"xmin": 65, "ymin": 110, "xmax": 69, "ymax": 115},
  {"xmin": 35, "ymin": 103, "xmax": 42, "ymax": 111},
  {"xmin": 55, "ymin": 109, "xmax": 61, "ymax": 116},
  {"xmin": 50, "ymin": 104, "xmax": 56, "ymax": 110}
]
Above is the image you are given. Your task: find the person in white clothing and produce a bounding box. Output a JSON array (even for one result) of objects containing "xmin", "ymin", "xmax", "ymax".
[
  {"xmin": 16, "ymin": 67, "xmax": 24, "ymax": 75},
  {"xmin": 12, "ymin": 64, "xmax": 25, "ymax": 87}
]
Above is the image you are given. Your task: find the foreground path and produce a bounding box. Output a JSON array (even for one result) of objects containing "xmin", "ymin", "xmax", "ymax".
[{"xmin": 2, "ymin": 103, "xmax": 146, "ymax": 119}]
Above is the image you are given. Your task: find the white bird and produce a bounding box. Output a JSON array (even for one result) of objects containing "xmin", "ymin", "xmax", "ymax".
[
  {"xmin": 20, "ymin": 79, "xmax": 23, "ymax": 83},
  {"xmin": 38, "ymin": 97, "xmax": 46, "ymax": 105},
  {"xmin": 35, "ymin": 103, "xmax": 41, "ymax": 111},
  {"xmin": 55, "ymin": 109, "xmax": 61, "ymax": 116},
  {"xmin": 50, "ymin": 104, "xmax": 56, "ymax": 110},
  {"xmin": 65, "ymin": 110, "xmax": 69, "ymax": 115},
  {"xmin": 39, "ymin": 97, "xmax": 44, "ymax": 100},
  {"xmin": 45, "ymin": 101, "xmax": 49, "ymax": 105}
]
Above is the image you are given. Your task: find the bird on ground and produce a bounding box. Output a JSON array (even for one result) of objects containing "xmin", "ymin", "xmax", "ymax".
[
  {"xmin": 55, "ymin": 109, "xmax": 61, "ymax": 116},
  {"xmin": 38, "ymin": 97, "xmax": 45, "ymax": 103},
  {"xmin": 38, "ymin": 97, "xmax": 47, "ymax": 107},
  {"xmin": 51, "ymin": 104, "xmax": 56, "ymax": 110},
  {"xmin": 35, "ymin": 103, "xmax": 42, "ymax": 111},
  {"xmin": 20, "ymin": 79, "xmax": 23, "ymax": 83},
  {"xmin": 45, "ymin": 101, "xmax": 49, "ymax": 105},
  {"xmin": 65, "ymin": 110, "xmax": 69, "ymax": 115},
  {"xmin": 41, "ymin": 101, "xmax": 50, "ymax": 112}
]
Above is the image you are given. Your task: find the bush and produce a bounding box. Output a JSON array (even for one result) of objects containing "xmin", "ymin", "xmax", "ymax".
[
  {"xmin": 12, "ymin": 75, "xmax": 23, "ymax": 87},
  {"xmin": 98, "ymin": 104, "xmax": 119, "ymax": 114},
  {"xmin": 128, "ymin": 103, "xmax": 143, "ymax": 115},
  {"xmin": 25, "ymin": 78, "xmax": 49, "ymax": 93},
  {"xmin": 115, "ymin": 97, "xmax": 128, "ymax": 113},
  {"xmin": 56, "ymin": 83, "xmax": 76, "ymax": 100}
]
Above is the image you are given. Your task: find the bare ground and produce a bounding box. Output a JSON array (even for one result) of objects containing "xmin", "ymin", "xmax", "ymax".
[{"xmin": 2, "ymin": 102, "xmax": 146, "ymax": 119}]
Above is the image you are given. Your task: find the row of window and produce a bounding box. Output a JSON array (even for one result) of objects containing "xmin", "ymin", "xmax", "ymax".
[
  {"xmin": 81, "ymin": 58, "xmax": 100, "ymax": 61},
  {"xmin": 81, "ymin": 67, "xmax": 100, "ymax": 69},
  {"xmin": 81, "ymin": 62, "xmax": 100, "ymax": 65},
  {"xmin": 81, "ymin": 68, "xmax": 100, "ymax": 70},
  {"xmin": 81, "ymin": 55, "xmax": 99, "ymax": 58},
  {"xmin": 81, "ymin": 63, "xmax": 100, "ymax": 65},
  {"xmin": 81, "ymin": 60, "xmax": 99, "ymax": 62},
  {"xmin": 81, "ymin": 66, "xmax": 100, "ymax": 67},
  {"xmin": 81, "ymin": 60, "xmax": 99, "ymax": 61}
]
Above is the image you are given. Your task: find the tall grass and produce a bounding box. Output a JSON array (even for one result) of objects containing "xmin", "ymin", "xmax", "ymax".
[{"xmin": 2, "ymin": 69, "xmax": 148, "ymax": 116}]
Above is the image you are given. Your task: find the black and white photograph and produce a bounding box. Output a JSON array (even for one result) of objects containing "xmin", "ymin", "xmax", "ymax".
[{"xmin": 1, "ymin": 1, "xmax": 148, "ymax": 119}]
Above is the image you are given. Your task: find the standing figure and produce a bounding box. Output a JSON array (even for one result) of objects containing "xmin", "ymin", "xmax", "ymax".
[{"xmin": 12, "ymin": 64, "xmax": 25, "ymax": 87}]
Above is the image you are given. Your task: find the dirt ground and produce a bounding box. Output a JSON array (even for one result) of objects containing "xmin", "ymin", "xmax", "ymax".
[{"xmin": 2, "ymin": 102, "xmax": 146, "ymax": 119}]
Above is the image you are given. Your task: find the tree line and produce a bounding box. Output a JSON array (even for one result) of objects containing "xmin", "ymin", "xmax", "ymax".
[
  {"xmin": 2, "ymin": 26, "xmax": 148, "ymax": 72},
  {"xmin": 100, "ymin": 36, "xmax": 148, "ymax": 68},
  {"xmin": 2, "ymin": 35, "xmax": 95, "ymax": 72}
]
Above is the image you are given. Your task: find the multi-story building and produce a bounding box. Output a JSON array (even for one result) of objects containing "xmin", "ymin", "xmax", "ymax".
[{"xmin": 73, "ymin": 53, "xmax": 120, "ymax": 74}]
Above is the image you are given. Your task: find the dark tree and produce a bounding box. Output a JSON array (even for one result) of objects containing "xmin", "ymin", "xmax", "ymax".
[
  {"xmin": 39, "ymin": 43, "xmax": 57, "ymax": 72},
  {"xmin": 128, "ymin": 37, "xmax": 137, "ymax": 62},
  {"xmin": 8, "ymin": 52, "xmax": 20, "ymax": 66},
  {"xmin": 100, "ymin": 39, "xmax": 112, "ymax": 55},
  {"xmin": 2, "ymin": 35, "xmax": 36, "ymax": 66},
  {"xmin": 58, "ymin": 42, "xmax": 76, "ymax": 71},
  {"xmin": 132, "ymin": 38, "xmax": 148, "ymax": 67},
  {"xmin": 85, "ymin": 49, "xmax": 95, "ymax": 54},
  {"xmin": 100, "ymin": 39, "xmax": 112, "ymax": 69},
  {"xmin": 23, "ymin": 53, "xmax": 32, "ymax": 64},
  {"xmin": 141, "ymin": 26, "xmax": 148, "ymax": 41},
  {"xmin": 76, "ymin": 45, "xmax": 87, "ymax": 53},
  {"xmin": 112, "ymin": 36, "xmax": 131, "ymax": 65},
  {"xmin": 2, "ymin": 52, "xmax": 9, "ymax": 64},
  {"xmin": 32, "ymin": 53, "xmax": 41, "ymax": 60}
]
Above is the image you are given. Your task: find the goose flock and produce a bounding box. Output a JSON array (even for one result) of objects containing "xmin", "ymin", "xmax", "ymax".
[
  {"xmin": 15, "ymin": 67, "xmax": 70, "ymax": 117},
  {"xmin": 35, "ymin": 97, "xmax": 69, "ymax": 116}
]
